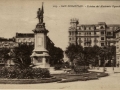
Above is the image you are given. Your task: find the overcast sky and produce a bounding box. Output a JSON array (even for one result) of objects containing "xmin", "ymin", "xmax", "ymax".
[{"xmin": 0, "ymin": 0, "xmax": 120, "ymax": 50}]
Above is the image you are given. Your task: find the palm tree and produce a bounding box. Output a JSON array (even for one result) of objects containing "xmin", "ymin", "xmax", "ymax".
[{"xmin": 13, "ymin": 44, "xmax": 34, "ymax": 70}]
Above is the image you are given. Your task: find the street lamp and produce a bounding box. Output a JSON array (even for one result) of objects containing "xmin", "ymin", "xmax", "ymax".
[
  {"xmin": 112, "ymin": 56, "xmax": 114, "ymax": 73},
  {"xmin": 97, "ymin": 55, "xmax": 100, "ymax": 70}
]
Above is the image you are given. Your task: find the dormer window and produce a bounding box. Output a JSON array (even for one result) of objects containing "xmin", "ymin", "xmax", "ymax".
[
  {"xmin": 81, "ymin": 26, "xmax": 85, "ymax": 30},
  {"xmin": 100, "ymin": 26, "xmax": 104, "ymax": 29}
]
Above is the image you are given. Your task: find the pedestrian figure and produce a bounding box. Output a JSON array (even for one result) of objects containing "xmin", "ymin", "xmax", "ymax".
[{"xmin": 117, "ymin": 63, "xmax": 119, "ymax": 67}]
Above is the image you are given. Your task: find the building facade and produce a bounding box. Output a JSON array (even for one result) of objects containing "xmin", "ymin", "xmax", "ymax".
[
  {"xmin": 0, "ymin": 37, "xmax": 18, "ymax": 66},
  {"xmin": 69, "ymin": 18, "xmax": 120, "ymax": 65},
  {"xmin": 0, "ymin": 37, "xmax": 18, "ymax": 49},
  {"xmin": 15, "ymin": 33, "xmax": 54, "ymax": 48}
]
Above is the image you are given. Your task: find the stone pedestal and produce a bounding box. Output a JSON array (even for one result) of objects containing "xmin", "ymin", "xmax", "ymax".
[
  {"xmin": 31, "ymin": 56, "xmax": 50, "ymax": 68},
  {"xmin": 31, "ymin": 50, "xmax": 50, "ymax": 68}
]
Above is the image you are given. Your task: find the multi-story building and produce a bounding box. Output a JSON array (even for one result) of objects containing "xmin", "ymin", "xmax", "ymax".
[
  {"xmin": 15, "ymin": 33, "xmax": 54, "ymax": 49},
  {"xmin": 0, "ymin": 37, "xmax": 18, "ymax": 49},
  {"xmin": 115, "ymin": 28, "xmax": 120, "ymax": 65},
  {"xmin": 0, "ymin": 37, "xmax": 18, "ymax": 66},
  {"xmin": 69, "ymin": 18, "xmax": 120, "ymax": 65},
  {"xmin": 15, "ymin": 33, "xmax": 34, "ymax": 45}
]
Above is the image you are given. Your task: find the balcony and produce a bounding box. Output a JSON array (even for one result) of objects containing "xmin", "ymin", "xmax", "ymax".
[
  {"xmin": 84, "ymin": 40, "xmax": 91, "ymax": 43},
  {"xmin": 107, "ymin": 38, "xmax": 116, "ymax": 42},
  {"xmin": 77, "ymin": 34, "xmax": 99, "ymax": 37}
]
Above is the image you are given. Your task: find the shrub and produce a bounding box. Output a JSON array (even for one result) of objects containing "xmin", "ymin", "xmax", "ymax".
[
  {"xmin": 73, "ymin": 66, "xmax": 89, "ymax": 74},
  {"xmin": 17, "ymin": 68, "xmax": 33, "ymax": 79},
  {"xmin": 0, "ymin": 66, "xmax": 19, "ymax": 78},
  {"xmin": 0, "ymin": 67, "xmax": 50, "ymax": 79},
  {"xmin": 32, "ymin": 68, "xmax": 50, "ymax": 78},
  {"xmin": 63, "ymin": 62, "xmax": 71, "ymax": 68},
  {"xmin": 54, "ymin": 64, "xmax": 62, "ymax": 70}
]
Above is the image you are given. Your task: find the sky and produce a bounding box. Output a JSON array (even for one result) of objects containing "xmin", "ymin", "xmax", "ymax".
[{"xmin": 0, "ymin": 0, "xmax": 120, "ymax": 50}]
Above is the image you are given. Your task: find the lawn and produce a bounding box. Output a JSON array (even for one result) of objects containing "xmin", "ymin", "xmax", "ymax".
[{"xmin": 52, "ymin": 71, "xmax": 109, "ymax": 83}]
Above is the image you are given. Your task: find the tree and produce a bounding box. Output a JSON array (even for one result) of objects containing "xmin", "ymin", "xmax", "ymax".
[
  {"xmin": 48, "ymin": 46, "xmax": 63, "ymax": 66},
  {"xmin": 91, "ymin": 45, "xmax": 101, "ymax": 66},
  {"xmin": 0, "ymin": 48, "xmax": 10, "ymax": 64},
  {"xmin": 98, "ymin": 46, "xmax": 113, "ymax": 72},
  {"xmin": 13, "ymin": 44, "xmax": 34, "ymax": 69},
  {"xmin": 73, "ymin": 52, "xmax": 84, "ymax": 66},
  {"xmin": 65, "ymin": 44, "xmax": 84, "ymax": 66},
  {"xmin": 105, "ymin": 45, "xmax": 116, "ymax": 67}
]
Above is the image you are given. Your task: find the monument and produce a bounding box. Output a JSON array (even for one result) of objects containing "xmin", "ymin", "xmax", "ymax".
[{"xmin": 31, "ymin": 3, "xmax": 50, "ymax": 68}]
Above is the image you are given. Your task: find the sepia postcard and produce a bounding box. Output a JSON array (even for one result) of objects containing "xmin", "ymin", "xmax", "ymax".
[{"xmin": 0, "ymin": 0, "xmax": 120, "ymax": 90}]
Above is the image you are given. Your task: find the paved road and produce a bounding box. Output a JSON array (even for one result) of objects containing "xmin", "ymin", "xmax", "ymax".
[{"xmin": 0, "ymin": 67, "xmax": 120, "ymax": 90}]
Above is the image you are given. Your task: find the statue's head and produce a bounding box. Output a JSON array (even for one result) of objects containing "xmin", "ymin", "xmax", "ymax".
[{"xmin": 38, "ymin": 8, "xmax": 40, "ymax": 11}]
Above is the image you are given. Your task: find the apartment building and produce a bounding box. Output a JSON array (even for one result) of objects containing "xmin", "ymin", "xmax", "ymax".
[{"xmin": 69, "ymin": 18, "xmax": 120, "ymax": 65}]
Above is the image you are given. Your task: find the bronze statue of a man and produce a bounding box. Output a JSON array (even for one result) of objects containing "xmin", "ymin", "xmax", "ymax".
[{"xmin": 37, "ymin": 8, "xmax": 43, "ymax": 23}]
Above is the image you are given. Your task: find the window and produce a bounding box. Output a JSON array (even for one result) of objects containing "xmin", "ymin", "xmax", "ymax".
[
  {"xmin": 81, "ymin": 26, "xmax": 85, "ymax": 30},
  {"xmin": 94, "ymin": 32, "xmax": 96, "ymax": 35},
  {"xmin": 101, "ymin": 37, "xmax": 104, "ymax": 40},
  {"xmin": 94, "ymin": 38, "xmax": 98, "ymax": 42},
  {"xmin": 79, "ymin": 32, "xmax": 81, "ymax": 35},
  {"xmin": 107, "ymin": 32, "xmax": 112, "ymax": 35},
  {"xmin": 100, "ymin": 26, "xmax": 104, "ymax": 29},
  {"xmin": 101, "ymin": 31, "xmax": 104, "ymax": 35},
  {"xmin": 69, "ymin": 38, "xmax": 71, "ymax": 41},
  {"xmin": 109, "ymin": 27, "xmax": 113, "ymax": 30},
  {"xmin": 101, "ymin": 43, "xmax": 104, "ymax": 46},
  {"xmin": 84, "ymin": 38, "xmax": 86, "ymax": 42},
  {"xmin": 77, "ymin": 32, "xmax": 81, "ymax": 35},
  {"xmin": 89, "ymin": 32, "xmax": 91, "ymax": 35},
  {"xmin": 91, "ymin": 27, "xmax": 95, "ymax": 30},
  {"xmin": 72, "ymin": 37, "xmax": 74, "ymax": 40},
  {"xmin": 86, "ymin": 27, "xmax": 89, "ymax": 30}
]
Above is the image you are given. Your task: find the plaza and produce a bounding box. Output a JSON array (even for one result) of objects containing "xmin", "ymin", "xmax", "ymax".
[
  {"xmin": 0, "ymin": 1, "xmax": 119, "ymax": 89},
  {"xmin": 0, "ymin": 67, "xmax": 119, "ymax": 90}
]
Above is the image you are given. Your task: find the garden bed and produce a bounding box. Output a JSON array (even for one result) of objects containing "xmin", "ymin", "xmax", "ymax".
[
  {"xmin": 0, "ymin": 71, "xmax": 109, "ymax": 84},
  {"xmin": 52, "ymin": 71, "xmax": 109, "ymax": 83},
  {"xmin": 0, "ymin": 78, "xmax": 62, "ymax": 84}
]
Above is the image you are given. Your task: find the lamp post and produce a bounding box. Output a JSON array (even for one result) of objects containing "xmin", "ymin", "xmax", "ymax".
[
  {"xmin": 112, "ymin": 56, "xmax": 114, "ymax": 73},
  {"xmin": 97, "ymin": 55, "xmax": 100, "ymax": 70}
]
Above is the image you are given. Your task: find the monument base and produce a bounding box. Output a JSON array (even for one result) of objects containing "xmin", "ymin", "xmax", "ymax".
[{"xmin": 31, "ymin": 49, "xmax": 50, "ymax": 68}]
